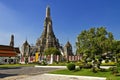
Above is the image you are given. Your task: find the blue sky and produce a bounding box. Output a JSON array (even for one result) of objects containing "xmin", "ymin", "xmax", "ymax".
[{"xmin": 0, "ymin": 0, "xmax": 120, "ymax": 52}]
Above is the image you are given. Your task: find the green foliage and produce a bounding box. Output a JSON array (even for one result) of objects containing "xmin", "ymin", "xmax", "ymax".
[
  {"xmin": 83, "ymin": 63, "xmax": 92, "ymax": 69},
  {"xmin": 41, "ymin": 59, "xmax": 47, "ymax": 65},
  {"xmin": 44, "ymin": 47, "xmax": 61, "ymax": 55},
  {"xmin": 111, "ymin": 67, "xmax": 119, "ymax": 74},
  {"xmin": 109, "ymin": 67, "xmax": 116, "ymax": 71},
  {"xmin": 75, "ymin": 61, "xmax": 84, "ymax": 70},
  {"xmin": 91, "ymin": 67, "xmax": 98, "ymax": 73},
  {"xmin": 76, "ymin": 27, "xmax": 114, "ymax": 56},
  {"xmin": 48, "ymin": 62, "xmax": 67, "ymax": 66},
  {"xmin": 67, "ymin": 63, "xmax": 76, "ymax": 71},
  {"xmin": 25, "ymin": 57, "xmax": 28, "ymax": 64},
  {"xmin": 75, "ymin": 61, "xmax": 83, "ymax": 66},
  {"xmin": 105, "ymin": 59, "xmax": 109, "ymax": 63},
  {"xmin": 100, "ymin": 68, "xmax": 109, "ymax": 72},
  {"xmin": 108, "ymin": 66, "xmax": 119, "ymax": 75},
  {"xmin": 101, "ymin": 62, "xmax": 116, "ymax": 66},
  {"xmin": 76, "ymin": 27, "xmax": 120, "ymax": 65},
  {"xmin": 116, "ymin": 61, "xmax": 120, "ymax": 67}
]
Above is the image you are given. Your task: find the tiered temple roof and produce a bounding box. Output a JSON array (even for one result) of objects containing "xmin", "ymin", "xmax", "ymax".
[
  {"xmin": 0, "ymin": 35, "xmax": 20, "ymax": 57},
  {"xmin": 0, "ymin": 45, "xmax": 20, "ymax": 57}
]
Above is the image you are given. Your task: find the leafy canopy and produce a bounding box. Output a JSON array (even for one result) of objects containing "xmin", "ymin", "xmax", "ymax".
[
  {"xmin": 76, "ymin": 27, "xmax": 114, "ymax": 57},
  {"xmin": 44, "ymin": 47, "xmax": 61, "ymax": 55}
]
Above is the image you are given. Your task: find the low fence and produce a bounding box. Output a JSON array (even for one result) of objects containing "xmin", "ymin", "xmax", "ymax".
[
  {"xmin": 39, "ymin": 55, "xmax": 82, "ymax": 62},
  {"xmin": 20, "ymin": 55, "xmax": 82, "ymax": 63},
  {"xmin": 67, "ymin": 55, "xmax": 82, "ymax": 61}
]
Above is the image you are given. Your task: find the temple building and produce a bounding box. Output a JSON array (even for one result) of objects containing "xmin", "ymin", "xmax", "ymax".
[
  {"xmin": 21, "ymin": 40, "xmax": 31, "ymax": 63},
  {"xmin": 21, "ymin": 40, "xmax": 30, "ymax": 57},
  {"xmin": 64, "ymin": 41, "xmax": 73, "ymax": 60},
  {"xmin": 0, "ymin": 35, "xmax": 20, "ymax": 64},
  {"xmin": 64, "ymin": 41, "xmax": 73, "ymax": 56},
  {"xmin": 36, "ymin": 6, "xmax": 60, "ymax": 55},
  {"xmin": 20, "ymin": 6, "xmax": 75, "ymax": 63}
]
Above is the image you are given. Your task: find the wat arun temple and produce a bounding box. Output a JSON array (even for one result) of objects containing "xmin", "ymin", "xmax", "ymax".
[
  {"xmin": 36, "ymin": 6, "xmax": 60, "ymax": 54},
  {"xmin": 0, "ymin": 6, "xmax": 80, "ymax": 64},
  {"xmin": 21, "ymin": 6, "xmax": 75, "ymax": 63}
]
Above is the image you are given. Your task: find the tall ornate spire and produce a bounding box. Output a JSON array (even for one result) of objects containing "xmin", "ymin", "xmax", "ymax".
[
  {"xmin": 40, "ymin": 5, "xmax": 52, "ymax": 39},
  {"xmin": 10, "ymin": 34, "xmax": 14, "ymax": 47},
  {"xmin": 36, "ymin": 6, "xmax": 60, "ymax": 54},
  {"xmin": 46, "ymin": 5, "xmax": 50, "ymax": 18}
]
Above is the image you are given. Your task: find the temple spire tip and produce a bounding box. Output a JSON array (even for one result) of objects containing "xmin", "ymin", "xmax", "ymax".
[{"xmin": 46, "ymin": 5, "xmax": 50, "ymax": 17}]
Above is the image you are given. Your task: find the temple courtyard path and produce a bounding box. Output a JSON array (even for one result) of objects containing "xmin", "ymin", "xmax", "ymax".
[
  {"xmin": 0, "ymin": 66, "xmax": 106, "ymax": 80},
  {"xmin": 0, "ymin": 66, "xmax": 60, "ymax": 80}
]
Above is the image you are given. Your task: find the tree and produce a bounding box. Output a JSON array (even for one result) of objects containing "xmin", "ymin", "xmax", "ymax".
[
  {"xmin": 44, "ymin": 47, "xmax": 61, "ymax": 64},
  {"xmin": 114, "ymin": 41, "xmax": 120, "ymax": 63},
  {"xmin": 44, "ymin": 47, "xmax": 61, "ymax": 55},
  {"xmin": 76, "ymin": 27, "xmax": 115, "ymax": 62}
]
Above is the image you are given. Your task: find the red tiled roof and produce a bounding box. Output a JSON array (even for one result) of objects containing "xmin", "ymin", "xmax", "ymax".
[
  {"xmin": 0, "ymin": 53, "xmax": 16, "ymax": 57},
  {"xmin": 0, "ymin": 45, "xmax": 14, "ymax": 50},
  {"xmin": 0, "ymin": 45, "xmax": 18, "ymax": 57}
]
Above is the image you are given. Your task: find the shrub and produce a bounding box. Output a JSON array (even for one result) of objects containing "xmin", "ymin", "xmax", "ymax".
[
  {"xmin": 109, "ymin": 67, "xmax": 116, "ymax": 71},
  {"xmin": 115, "ymin": 73, "xmax": 120, "ymax": 76},
  {"xmin": 41, "ymin": 60, "xmax": 47, "ymax": 65},
  {"xmin": 48, "ymin": 62, "xmax": 66, "ymax": 66},
  {"xmin": 112, "ymin": 69, "xmax": 119, "ymax": 74},
  {"xmin": 111, "ymin": 58, "xmax": 115, "ymax": 62},
  {"xmin": 54, "ymin": 61, "xmax": 59, "ymax": 64},
  {"xmin": 75, "ymin": 61, "xmax": 84, "ymax": 70},
  {"xmin": 109, "ymin": 67, "xmax": 119, "ymax": 74},
  {"xmin": 116, "ymin": 62, "xmax": 120, "ymax": 67},
  {"xmin": 105, "ymin": 59, "xmax": 109, "ymax": 63},
  {"xmin": 74, "ymin": 67, "xmax": 80, "ymax": 72},
  {"xmin": 86, "ymin": 58, "xmax": 92, "ymax": 62},
  {"xmin": 79, "ymin": 65, "xmax": 83, "ymax": 70},
  {"xmin": 91, "ymin": 67, "xmax": 98, "ymax": 73},
  {"xmin": 98, "ymin": 58, "xmax": 103, "ymax": 63},
  {"xmin": 83, "ymin": 63, "xmax": 92, "ymax": 69},
  {"xmin": 100, "ymin": 68, "xmax": 108, "ymax": 72},
  {"xmin": 101, "ymin": 62, "xmax": 116, "ymax": 66},
  {"xmin": 67, "ymin": 63, "xmax": 76, "ymax": 71}
]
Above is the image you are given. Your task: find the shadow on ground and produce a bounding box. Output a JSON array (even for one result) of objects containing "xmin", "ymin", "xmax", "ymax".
[{"xmin": 0, "ymin": 73, "xmax": 18, "ymax": 78}]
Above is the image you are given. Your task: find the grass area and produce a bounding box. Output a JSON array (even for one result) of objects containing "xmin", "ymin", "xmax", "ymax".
[
  {"xmin": 0, "ymin": 63, "xmax": 36, "ymax": 68},
  {"xmin": 47, "ymin": 61, "xmax": 116, "ymax": 66},
  {"xmin": 101, "ymin": 62, "xmax": 116, "ymax": 66},
  {"xmin": 49, "ymin": 68, "xmax": 120, "ymax": 80},
  {"xmin": 47, "ymin": 62, "xmax": 67, "ymax": 66}
]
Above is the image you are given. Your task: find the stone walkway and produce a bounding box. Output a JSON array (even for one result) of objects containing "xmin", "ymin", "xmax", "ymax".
[
  {"xmin": 0, "ymin": 66, "xmax": 108, "ymax": 80},
  {"xmin": 1, "ymin": 74, "xmax": 106, "ymax": 80},
  {"xmin": 35, "ymin": 65, "xmax": 112, "ymax": 69},
  {"xmin": 0, "ymin": 75, "xmax": 29, "ymax": 80},
  {"xmin": 16, "ymin": 74, "xmax": 106, "ymax": 80}
]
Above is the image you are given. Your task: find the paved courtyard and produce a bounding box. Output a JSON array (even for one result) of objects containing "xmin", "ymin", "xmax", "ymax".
[
  {"xmin": 0, "ymin": 66, "xmax": 106, "ymax": 80},
  {"xmin": 0, "ymin": 66, "xmax": 59, "ymax": 80},
  {"xmin": 1, "ymin": 73, "xmax": 106, "ymax": 80}
]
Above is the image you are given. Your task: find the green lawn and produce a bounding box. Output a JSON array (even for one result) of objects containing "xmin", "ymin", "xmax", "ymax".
[
  {"xmin": 0, "ymin": 64, "xmax": 36, "ymax": 68},
  {"xmin": 49, "ymin": 69, "xmax": 120, "ymax": 80},
  {"xmin": 47, "ymin": 62, "xmax": 67, "ymax": 66}
]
